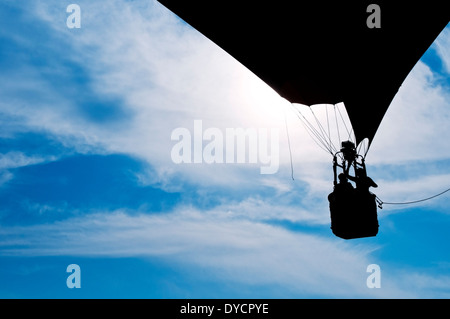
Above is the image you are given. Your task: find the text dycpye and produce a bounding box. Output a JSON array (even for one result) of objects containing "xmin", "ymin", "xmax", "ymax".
[{"xmin": 224, "ymin": 303, "xmax": 269, "ymax": 314}]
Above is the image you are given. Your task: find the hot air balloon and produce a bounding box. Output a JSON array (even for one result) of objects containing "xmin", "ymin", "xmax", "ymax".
[{"xmin": 158, "ymin": 0, "xmax": 449, "ymax": 239}]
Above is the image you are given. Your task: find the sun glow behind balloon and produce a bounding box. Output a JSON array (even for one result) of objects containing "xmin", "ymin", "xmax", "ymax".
[{"xmin": 239, "ymin": 71, "xmax": 290, "ymax": 126}]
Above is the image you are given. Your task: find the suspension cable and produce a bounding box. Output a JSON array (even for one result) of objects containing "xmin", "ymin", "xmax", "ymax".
[
  {"xmin": 333, "ymin": 105, "xmax": 341, "ymax": 144},
  {"xmin": 310, "ymin": 108, "xmax": 337, "ymax": 154},
  {"xmin": 325, "ymin": 106, "xmax": 334, "ymax": 153},
  {"xmin": 335, "ymin": 104, "xmax": 353, "ymax": 144},
  {"xmin": 291, "ymin": 104, "xmax": 334, "ymax": 155},
  {"xmin": 376, "ymin": 187, "xmax": 450, "ymax": 208},
  {"xmin": 290, "ymin": 105, "xmax": 329, "ymax": 153},
  {"xmin": 297, "ymin": 113, "xmax": 332, "ymax": 154},
  {"xmin": 284, "ymin": 105, "xmax": 295, "ymax": 180}
]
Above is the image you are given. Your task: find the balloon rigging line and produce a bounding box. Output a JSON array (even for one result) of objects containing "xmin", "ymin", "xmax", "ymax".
[
  {"xmin": 291, "ymin": 105, "xmax": 330, "ymax": 153},
  {"xmin": 376, "ymin": 187, "xmax": 450, "ymax": 207},
  {"xmin": 289, "ymin": 103, "xmax": 366, "ymax": 160},
  {"xmin": 335, "ymin": 104, "xmax": 353, "ymax": 144},
  {"xmin": 291, "ymin": 104, "xmax": 333, "ymax": 155},
  {"xmin": 325, "ymin": 105, "xmax": 333, "ymax": 152},
  {"xmin": 310, "ymin": 108, "xmax": 337, "ymax": 154},
  {"xmin": 284, "ymin": 105, "xmax": 295, "ymax": 180},
  {"xmin": 333, "ymin": 105, "xmax": 341, "ymax": 145}
]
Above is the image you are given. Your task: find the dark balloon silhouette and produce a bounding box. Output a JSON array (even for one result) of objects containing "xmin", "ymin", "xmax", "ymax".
[{"xmin": 158, "ymin": 0, "xmax": 448, "ymax": 239}]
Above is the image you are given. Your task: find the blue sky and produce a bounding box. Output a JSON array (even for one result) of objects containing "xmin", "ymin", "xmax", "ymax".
[{"xmin": 0, "ymin": 0, "xmax": 449, "ymax": 298}]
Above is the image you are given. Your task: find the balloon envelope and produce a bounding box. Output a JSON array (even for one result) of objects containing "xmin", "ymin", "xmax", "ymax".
[{"xmin": 159, "ymin": 0, "xmax": 448, "ymax": 148}]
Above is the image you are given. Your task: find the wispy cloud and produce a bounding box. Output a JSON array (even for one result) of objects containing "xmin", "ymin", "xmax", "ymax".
[
  {"xmin": 2, "ymin": 1, "xmax": 447, "ymax": 196},
  {"xmin": 0, "ymin": 207, "xmax": 421, "ymax": 297},
  {"xmin": 0, "ymin": 151, "xmax": 53, "ymax": 170},
  {"xmin": 369, "ymin": 60, "xmax": 450, "ymax": 164},
  {"xmin": 0, "ymin": 0, "xmax": 448, "ymax": 298}
]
